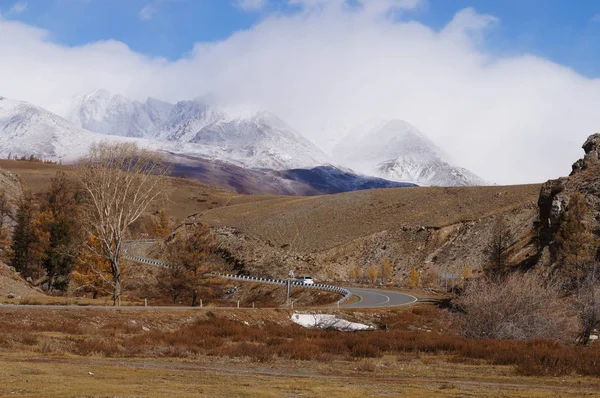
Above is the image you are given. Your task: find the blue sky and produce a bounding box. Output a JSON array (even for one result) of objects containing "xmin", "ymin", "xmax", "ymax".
[{"xmin": 3, "ymin": 0, "xmax": 600, "ymax": 77}]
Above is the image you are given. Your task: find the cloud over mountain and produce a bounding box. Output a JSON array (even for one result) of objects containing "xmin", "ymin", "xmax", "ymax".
[{"xmin": 1, "ymin": 1, "xmax": 600, "ymax": 184}]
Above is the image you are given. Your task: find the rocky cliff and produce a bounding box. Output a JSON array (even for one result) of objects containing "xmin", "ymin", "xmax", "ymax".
[{"xmin": 537, "ymin": 133, "xmax": 600, "ymax": 267}]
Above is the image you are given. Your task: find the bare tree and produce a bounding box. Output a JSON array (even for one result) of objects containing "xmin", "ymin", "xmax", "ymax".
[
  {"xmin": 456, "ymin": 272, "xmax": 575, "ymax": 341},
  {"xmin": 575, "ymin": 263, "xmax": 600, "ymax": 345},
  {"xmin": 77, "ymin": 142, "xmax": 172, "ymax": 306},
  {"xmin": 483, "ymin": 217, "xmax": 513, "ymax": 280}
]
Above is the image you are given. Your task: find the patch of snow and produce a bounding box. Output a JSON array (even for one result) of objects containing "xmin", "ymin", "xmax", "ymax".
[{"xmin": 291, "ymin": 312, "xmax": 375, "ymax": 331}]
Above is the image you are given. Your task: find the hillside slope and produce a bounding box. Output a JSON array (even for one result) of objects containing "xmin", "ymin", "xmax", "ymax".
[{"xmin": 192, "ymin": 184, "xmax": 541, "ymax": 281}]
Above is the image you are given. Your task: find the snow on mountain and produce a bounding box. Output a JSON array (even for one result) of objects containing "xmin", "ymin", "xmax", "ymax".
[
  {"xmin": 70, "ymin": 90, "xmax": 172, "ymax": 138},
  {"xmin": 0, "ymin": 96, "xmax": 149, "ymax": 161},
  {"xmin": 69, "ymin": 91, "xmax": 330, "ymax": 170},
  {"xmin": 333, "ymin": 119, "xmax": 486, "ymax": 187}
]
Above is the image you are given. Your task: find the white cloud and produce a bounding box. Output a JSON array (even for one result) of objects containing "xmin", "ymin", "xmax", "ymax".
[
  {"xmin": 0, "ymin": 2, "xmax": 599, "ymax": 184},
  {"xmin": 235, "ymin": 0, "xmax": 268, "ymax": 12},
  {"xmin": 138, "ymin": 4, "xmax": 157, "ymax": 21}
]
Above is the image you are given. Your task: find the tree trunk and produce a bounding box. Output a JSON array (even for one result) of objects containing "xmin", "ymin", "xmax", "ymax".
[
  {"xmin": 112, "ymin": 258, "xmax": 121, "ymax": 307},
  {"xmin": 581, "ymin": 327, "xmax": 592, "ymax": 345},
  {"xmin": 192, "ymin": 290, "xmax": 197, "ymax": 307}
]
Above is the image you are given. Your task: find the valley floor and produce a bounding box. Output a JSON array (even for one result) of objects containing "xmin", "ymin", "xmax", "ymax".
[
  {"xmin": 1, "ymin": 306, "xmax": 599, "ymax": 397},
  {"xmin": 2, "ymin": 352, "xmax": 600, "ymax": 397}
]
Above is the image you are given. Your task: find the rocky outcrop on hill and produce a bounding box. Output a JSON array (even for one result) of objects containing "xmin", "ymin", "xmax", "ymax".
[
  {"xmin": 0, "ymin": 167, "xmax": 22, "ymax": 228},
  {"xmin": 537, "ymin": 133, "xmax": 600, "ymax": 265}
]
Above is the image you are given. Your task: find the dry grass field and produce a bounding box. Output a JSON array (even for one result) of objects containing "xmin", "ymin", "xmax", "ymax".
[
  {"xmin": 194, "ymin": 184, "xmax": 541, "ymax": 252},
  {"xmin": 1, "ymin": 306, "xmax": 600, "ymax": 397}
]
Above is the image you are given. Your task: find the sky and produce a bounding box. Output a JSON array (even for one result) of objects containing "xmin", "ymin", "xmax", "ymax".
[{"xmin": 2, "ymin": 0, "xmax": 600, "ymax": 184}]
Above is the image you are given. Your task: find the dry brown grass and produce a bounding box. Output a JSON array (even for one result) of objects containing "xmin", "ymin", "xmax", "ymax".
[
  {"xmin": 2, "ymin": 306, "xmax": 600, "ymax": 397},
  {"xmin": 1, "ymin": 305, "xmax": 599, "ymax": 378},
  {"xmin": 195, "ymin": 184, "xmax": 541, "ymax": 252}
]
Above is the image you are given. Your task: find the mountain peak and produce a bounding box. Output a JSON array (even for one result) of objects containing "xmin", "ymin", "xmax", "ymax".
[{"xmin": 333, "ymin": 118, "xmax": 485, "ymax": 187}]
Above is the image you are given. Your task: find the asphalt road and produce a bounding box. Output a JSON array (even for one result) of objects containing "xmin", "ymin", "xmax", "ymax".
[
  {"xmin": 340, "ymin": 287, "xmax": 418, "ymax": 308},
  {"xmin": 1, "ymin": 287, "xmax": 418, "ymax": 310}
]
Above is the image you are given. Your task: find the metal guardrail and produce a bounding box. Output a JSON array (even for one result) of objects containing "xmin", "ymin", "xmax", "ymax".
[
  {"xmin": 123, "ymin": 255, "xmax": 169, "ymax": 268},
  {"xmin": 214, "ymin": 273, "xmax": 353, "ymax": 304},
  {"xmin": 123, "ymin": 255, "xmax": 352, "ymax": 304}
]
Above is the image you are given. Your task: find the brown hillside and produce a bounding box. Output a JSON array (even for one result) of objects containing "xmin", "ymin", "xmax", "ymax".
[
  {"xmin": 194, "ymin": 185, "xmax": 540, "ymax": 252},
  {"xmin": 0, "ymin": 160, "xmax": 258, "ymax": 221},
  {"xmin": 192, "ymin": 184, "xmax": 541, "ymax": 281}
]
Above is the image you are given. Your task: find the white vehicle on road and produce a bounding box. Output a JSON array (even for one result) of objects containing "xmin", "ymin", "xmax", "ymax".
[{"xmin": 296, "ymin": 276, "xmax": 314, "ymax": 285}]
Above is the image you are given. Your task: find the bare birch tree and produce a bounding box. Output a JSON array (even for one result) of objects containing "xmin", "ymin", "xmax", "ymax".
[{"xmin": 76, "ymin": 142, "xmax": 172, "ymax": 306}]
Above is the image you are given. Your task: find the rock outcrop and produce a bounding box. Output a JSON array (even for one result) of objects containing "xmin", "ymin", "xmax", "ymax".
[
  {"xmin": 537, "ymin": 133, "xmax": 600, "ymax": 265},
  {"xmin": 0, "ymin": 167, "xmax": 22, "ymax": 229}
]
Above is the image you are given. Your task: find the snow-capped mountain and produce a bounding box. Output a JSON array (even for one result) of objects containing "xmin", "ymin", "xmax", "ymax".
[
  {"xmin": 333, "ymin": 119, "xmax": 486, "ymax": 187},
  {"xmin": 1, "ymin": 90, "xmax": 487, "ymax": 190},
  {"xmin": 69, "ymin": 91, "xmax": 330, "ymax": 170},
  {"xmin": 70, "ymin": 90, "xmax": 172, "ymax": 138},
  {"xmin": 0, "ymin": 96, "xmax": 140, "ymax": 161}
]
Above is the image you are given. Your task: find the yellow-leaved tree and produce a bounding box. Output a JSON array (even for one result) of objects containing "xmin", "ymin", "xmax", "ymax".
[
  {"xmin": 367, "ymin": 264, "xmax": 378, "ymax": 285},
  {"xmin": 461, "ymin": 264, "xmax": 473, "ymax": 280},
  {"xmin": 381, "ymin": 258, "xmax": 393, "ymax": 285},
  {"xmin": 72, "ymin": 235, "xmax": 113, "ymax": 300},
  {"xmin": 407, "ymin": 267, "xmax": 421, "ymax": 289}
]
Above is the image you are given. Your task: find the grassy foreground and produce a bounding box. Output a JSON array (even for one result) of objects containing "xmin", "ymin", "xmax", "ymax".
[
  {"xmin": 2, "ymin": 351, "xmax": 600, "ymax": 398},
  {"xmin": 1, "ymin": 305, "xmax": 600, "ymax": 397}
]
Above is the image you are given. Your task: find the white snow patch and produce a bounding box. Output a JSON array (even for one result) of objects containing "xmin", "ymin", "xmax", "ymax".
[{"xmin": 291, "ymin": 312, "xmax": 375, "ymax": 331}]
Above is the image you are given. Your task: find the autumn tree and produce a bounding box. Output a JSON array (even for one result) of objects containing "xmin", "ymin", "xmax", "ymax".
[
  {"xmin": 72, "ymin": 235, "xmax": 113, "ymax": 299},
  {"xmin": 38, "ymin": 172, "xmax": 83, "ymax": 290},
  {"xmin": 351, "ymin": 264, "xmax": 362, "ymax": 283},
  {"xmin": 152, "ymin": 209, "xmax": 171, "ymax": 238},
  {"xmin": 367, "ymin": 264, "xmax": 378, "ymax": 285},
  {"xmin": 461, "ymin": 263, "xmax": 473, "ymax": 280},
  {"xmin": 483, "ymin": 217, "xmax": 513, "ymax": 281},
  {"xmin": 77, "ymin": 142, "xmax": 172, "ymax": 306},
  {"xmin": 406, "ymin": 267, "xmax": 421, "ymax": 289},
  {"xmin": 10, "ymin": 192, "xmax": 46, "ymax": 279},
  {"xmin": 381, "ymin": 258, "xmax": 393, "ymax": 285},
  {"xmin": 160, "ymin": 223, "xmax": 217, "ymax": 306}
]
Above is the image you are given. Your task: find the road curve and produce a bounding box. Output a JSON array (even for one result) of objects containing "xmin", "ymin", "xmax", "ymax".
[{"xmin": 340, "ymin": 287, "xmax": 418, "ymax": 308}]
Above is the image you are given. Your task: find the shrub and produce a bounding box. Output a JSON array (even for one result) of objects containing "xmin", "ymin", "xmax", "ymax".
[
  {"xmin": 350, "ymin": 342, "xmax": 382, "ymax": 358},
  {"xmin": 356, "ymin": 360, "xmax": 377, "ymax": 372},
  {"xmin": 455, "ymin": 272, "xmax": 576, "ymax": 341}
]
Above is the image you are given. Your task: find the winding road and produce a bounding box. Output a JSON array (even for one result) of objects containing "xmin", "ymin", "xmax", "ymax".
[
  {"xmin": 341, "ymin": 287, "xmax": 418, "ymax": 308},
  {"xmin": 123, "ymin": 245, "xmax": 419, "ymax": 309}
]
